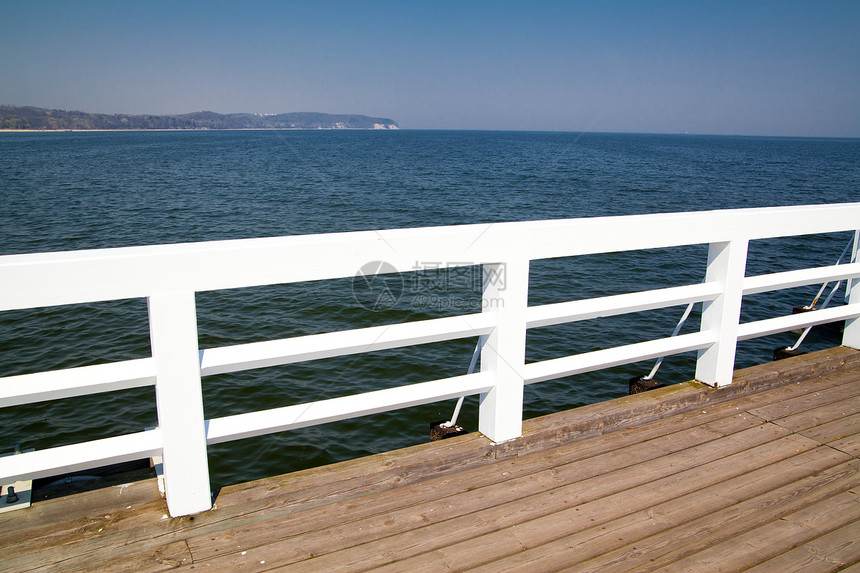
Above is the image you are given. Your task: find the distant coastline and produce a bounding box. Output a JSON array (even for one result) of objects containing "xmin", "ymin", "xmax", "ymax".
[{"xmin": 0, "ymin": 106, "xmax": 399, "ymax": 131}]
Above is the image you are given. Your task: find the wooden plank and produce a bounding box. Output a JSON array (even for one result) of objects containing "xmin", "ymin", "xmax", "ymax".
[
  {"xmin": 0, "ymin": 400, "xmax": 765, "ymax": 570},
  {"xmin": 798, "ymin": 413, "xmax": 860, "ymax": 446},
  {"xmin": 744, "ymin": 519, "xmax": 860, "ymax": 573},
  {"xmin": 742, "ymin": 373, "xmax": 860, "ymax": 422},
  {"xmin": 33, "ymin": 366, "xmax": 848, "ymax": 572},
  {"xmin": 8, "ymin": 345, "xmax": 845, "ymax": 551},
  {"xmin": 0, "ymin": 479, "xmax": 165, "ymax": 562},
  {"xmin": 467, "ymin": 447, "xmax": 855, "ymax": 573},
  {"xmin": 203, "ymin": 431, "xmax": 493, "ymax": 514},
  {"xmin": 611, "ymin": 461, "xmax": 860, "ymax": 573},
  {"xmin": 0, "ymin": 499, "xmax": 174, "ymax": 573},
  {"xmin": 477, "ymin": 452, "xmax": 858, "ymax": 573},
  {"xmin": 0, "ymin": 347, "xmax": 856, "ymax": 573},
  {"xmin": 60, "ymin": 540, "xmax": 193, "ymax": 573},
  {"xmin": 501, "ymin": 349, "xmax": 858, "ymax": 459},
  {"xmin": 0, "ymin": 473, "xmax": 160, "ymax": 529},
  {"xmin": 5, "ymin": 412, "xmax": 762, "ymax": 572},
  {"xmin": 830, "ymin": 432, "xmax": 860, "ymax": 458},
  {"xmin": 23, "ymin": 429, "xmax": 494, "ymax": 562},
  {"xmin": 18, "ymin": 360, "xmax": 832, "ymax": 564},
  {"xmin": 715, "ymin": 346, "xmax": 860, "ymax": 388},
  {"xmin": 182, "ymin": 413, "xmax": 766, "ymax": 563},
  {"xmin": 254, "ymin": 432, "xmax": 817, "ymax": 572},
  {"xmin": 371, "ymin": 445, "xmax": 853, "ymax": 573},
  {"xmin": 185, "ymin": 415, "xmax": 760, "ymax": 566},
  {"xmin": 208, "ymin": 389, "xmax": 737, "ymax": 523},
  {"xmin": 766, "ymin": 395, "xmax": 860, "ymax": 434},
  {"xmin": 659, "ymin": 490, "xmax": 860, "ymax": 572}
]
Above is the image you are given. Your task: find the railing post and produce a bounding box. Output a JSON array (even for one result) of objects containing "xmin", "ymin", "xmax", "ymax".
[
  {"xmin": 147, "ymin": 291, "xmax": 212, "ymax": 516},
  {"xmin": 843, "ymin": 229, "xmax": 860, "ymax": 349},
  {"xmin": 479, "ymin": 260, "xmax": 529, "ymax": 443},
  {"xmin": 696, "ymin": 239, "xmax": 749, "ymax": 387}
]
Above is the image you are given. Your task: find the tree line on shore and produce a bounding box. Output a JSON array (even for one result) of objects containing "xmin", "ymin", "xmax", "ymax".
[{"xmin": 0, "ymin": 106, "xmax": 399, "ymax": 130}]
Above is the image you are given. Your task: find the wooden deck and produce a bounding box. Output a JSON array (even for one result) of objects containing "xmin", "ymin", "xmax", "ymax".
[{"xmin": 2, "ymin": 347, "xmax": 859, "ymax": 572}]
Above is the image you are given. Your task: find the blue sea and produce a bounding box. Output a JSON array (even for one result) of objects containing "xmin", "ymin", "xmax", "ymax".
[{"xmin": 1, "ymin": 130, "xmax": 858, "ymax": 487}]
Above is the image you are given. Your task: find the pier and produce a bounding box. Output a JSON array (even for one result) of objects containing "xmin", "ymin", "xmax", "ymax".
[
  {"xmin": 1, "ymin": 203, "xmax": 859, "ymax": 570},
  {"xmin": 0, "ymin": 346, "xmax": 858, "ymax": 571}
]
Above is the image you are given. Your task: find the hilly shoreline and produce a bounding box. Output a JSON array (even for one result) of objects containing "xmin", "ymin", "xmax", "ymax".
[{"xmin": 0, "ymin": 106, "xmax": 399, "ymax": 131}]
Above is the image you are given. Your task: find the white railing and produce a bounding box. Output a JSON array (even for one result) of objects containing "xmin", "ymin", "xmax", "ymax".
[{"xmin": 1, "ymin": 204, "xmax": 859, "ymax": 517}]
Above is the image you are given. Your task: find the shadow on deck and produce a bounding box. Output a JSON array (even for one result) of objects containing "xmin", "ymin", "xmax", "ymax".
[{"xmin": 1, "ymin": 347, "xmax": 859, "ymax": 572}]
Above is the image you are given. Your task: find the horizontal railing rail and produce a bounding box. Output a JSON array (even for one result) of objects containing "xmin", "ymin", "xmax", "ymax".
[
  {"xmin": 199, "ymin": 312, "xmax": 497, "ymax": 376},
  {"xmin": 1, "ymin": 203, "xmax": 858, "ymax": 516}
]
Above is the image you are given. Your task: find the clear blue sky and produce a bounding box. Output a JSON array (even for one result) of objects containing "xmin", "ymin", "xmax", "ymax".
[{"xmin": 2, "ymin": 0, "xmax": 858, "ymax": 136}]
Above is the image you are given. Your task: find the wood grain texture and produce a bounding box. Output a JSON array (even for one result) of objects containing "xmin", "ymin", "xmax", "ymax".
[{"xmin": 1, "ymin": 347, "xmax": 857, "ymax": 573}]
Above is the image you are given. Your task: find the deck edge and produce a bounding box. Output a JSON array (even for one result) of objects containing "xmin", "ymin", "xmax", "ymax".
[{"xmin": 496, "ymin": 346, "xmax": 860, "ymax": 458}]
